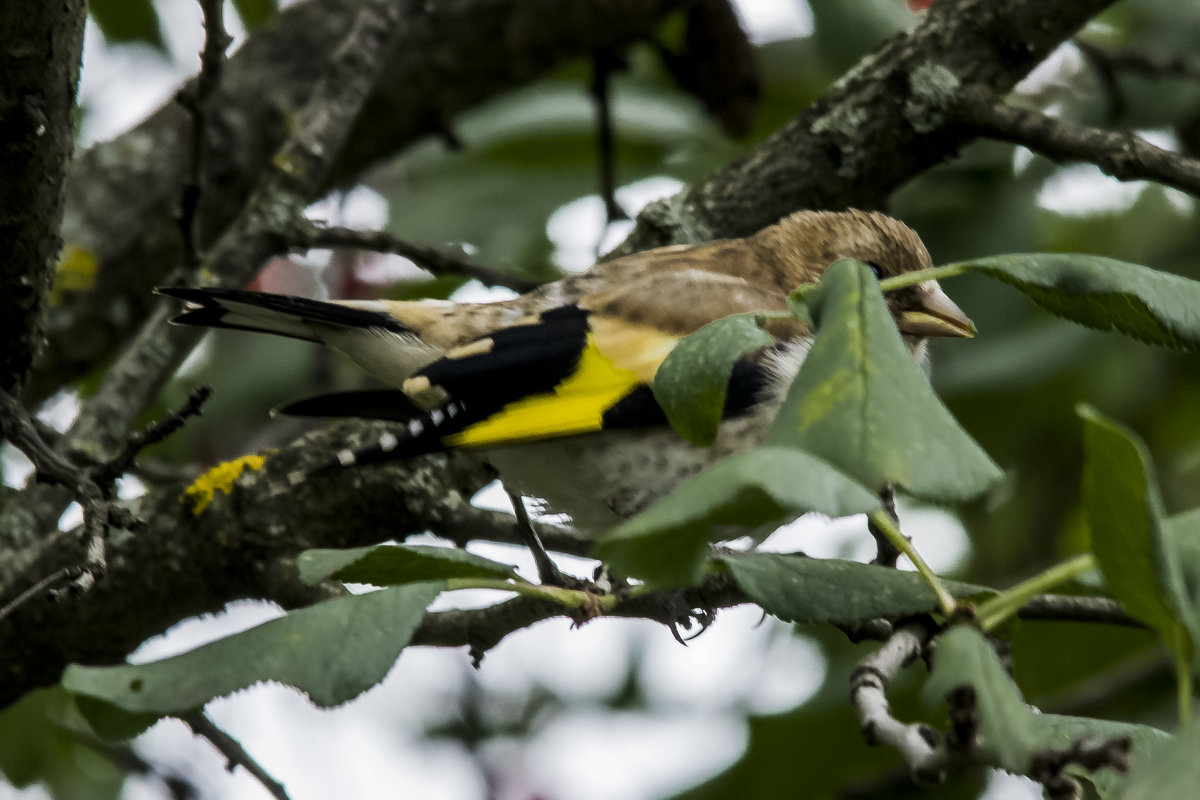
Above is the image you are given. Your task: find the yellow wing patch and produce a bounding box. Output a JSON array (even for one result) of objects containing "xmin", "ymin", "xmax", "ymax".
[
  {"xmin": 587, "ymin": 316, "xmax": 681, "ymax": 384},
  {"xmin": 446, "ymin": 334, "xmax": 645, "ymax": 448}
]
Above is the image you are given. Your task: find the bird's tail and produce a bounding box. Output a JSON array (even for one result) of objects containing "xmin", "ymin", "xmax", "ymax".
[{"xmin": 157, "ymin": 286, "xmax": 414, "ymax": 342}]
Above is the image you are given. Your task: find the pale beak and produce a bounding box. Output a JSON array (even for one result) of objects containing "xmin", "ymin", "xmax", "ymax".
[{"xmin": 897, "ymin": 283, "xmax": 975, "ymax": 338}]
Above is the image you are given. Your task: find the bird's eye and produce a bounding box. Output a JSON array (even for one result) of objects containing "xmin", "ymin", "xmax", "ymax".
[{"xmin": 865, "ymin": 261, "xmax": 884, "ymax": 279}]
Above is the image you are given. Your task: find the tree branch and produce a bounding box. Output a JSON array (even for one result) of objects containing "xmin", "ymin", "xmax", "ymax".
[
  {"xmin": 1, "ymin": 0, "xmax": 414, "ymax": 542},
  {"xmin": 850, "ymin": 624, "xmax": 949, "ymax": 785},
  {"xmin": 184, "ymin": 712, "xmax": 291, "ymax": 800},
  {"xmin": 610, "ymin": 0, "xmax": 1118, "ymax": 256},
  {"xmin": 299, "ymin": 225, "xmax": 540, "ymax": 292},
  {"xmin": 951, "ymin": 84, "xmax": 1200, "ymax": 198},
  {"xmin": 0, "ymin": 0, "xmax": 86, "ymax": 391}
]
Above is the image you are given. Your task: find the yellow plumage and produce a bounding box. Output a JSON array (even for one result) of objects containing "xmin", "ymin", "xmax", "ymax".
[{"xmin": 447, "ymin": 335, "xmax": 642, "ymax": 448}]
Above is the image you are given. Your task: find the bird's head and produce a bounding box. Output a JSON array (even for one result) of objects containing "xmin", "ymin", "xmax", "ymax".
[{"xmin": 753, "ymin": 209, "xmax": 974, "ymax": 341}]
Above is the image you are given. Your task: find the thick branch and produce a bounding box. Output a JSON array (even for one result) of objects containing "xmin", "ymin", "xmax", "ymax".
[
  {"xmin": 611, "ymin": 0, "xmax": 1117, "ymax": 255},
  {"xmin": 0, "ymin": 0, "xmax": 85, "ymax": 391},
  {"xmin": 0, "ymin": 420, "xmax": 496, "ymax": 708},
  {"xmin": 952, "ymin": 85, "xmax": 1200, "ymax": 198}
]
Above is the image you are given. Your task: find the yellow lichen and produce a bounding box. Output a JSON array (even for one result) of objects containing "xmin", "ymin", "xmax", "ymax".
[
  {"xmin": 49, "ymin": 245, "xmax": 98, "ymax": 305},
  {"xmin": 183, "ymin": 454, "xmax": 268, "ymax": 514}
]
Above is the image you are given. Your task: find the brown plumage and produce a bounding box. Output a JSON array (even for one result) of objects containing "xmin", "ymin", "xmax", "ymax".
[{"xmin": 160, "ymin": 209, "xmax": 971, "ymax": 535}]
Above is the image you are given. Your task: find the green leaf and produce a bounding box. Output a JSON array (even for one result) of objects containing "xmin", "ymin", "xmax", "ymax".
[
  {"xmin": 0, "ymin": 687, "xmax": 125, "ymax": 798},
  {"xmin": 722, "ymin": 552, "xmax": 991, "ymax": 626},
  {"xmin": 593, "ymin": 446, "xmax": 879, "ymax": 586},
  {"xmin": 952, "ymin": 254, "xmax": 1200, "ymax": 350},
  {"xmin": 89, "ymin": 0, "xmax": 164, "ymax": 49},
  {"xmin": 923, "ymin": 625, "xmax": 1037, "ymax": 773},
  {"xmin": 1117, "ymin": 715, "xmax": 1197, "ymax": 800},
  {"xmin": 1166, "ymin": 509, "xmax": 1200, "ymax": 646},
  {"xmin": 63, "ymin": 582, "xmax": 442, "ymax": 714},
  {"xmin": 1079, "ymin": 405, "xmax": 1195, "ymax": 665},
  {"xmin": 771, "ymin": 259, "xmax": 1001, "ymax": 501},
  {"xmin": 653, "ymin": 313, "xmax": 774, "ymax": 446},
  {"xmin": 1031, "ymin": 714, "xmax": 1169, "ymax": 799},
  {"xmin": 232, "ymin": 0, "xmax": 277, "ymax": 29},
  {"xmin": 298, "ymin": 544, "xmax": 517, "ymax": 586}
]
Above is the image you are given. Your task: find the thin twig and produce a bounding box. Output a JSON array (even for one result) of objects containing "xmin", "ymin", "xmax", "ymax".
[
  {"xmin": 299, "ymin": 224, "xmax": 539, "ymax": 292},
  {"xmin": 868, "ymin": 485, "xmax": 901, "ymax": 567},
  {"xmin": 184, "ymin": 712, "xmax": 292, "ymax": 800},
  {"xmin": 1017, "ymin": 593, "xmax": 1145, "ymax": 628},
  {"xmin": 178, "ymin": 0, "xmax": 232, "ymax": 270},
  {"xmin": 590, "ymin": 47, "xmax": 627, "ymax": 226},
  {"xmin": 850, "ymin": 624, "xmax": 948, "ymax": 785},
  {"xmin": 952, "ymin": 84, "xmax": 1200, "ymax": 198},
  {"xmin": 0, "ymin": 387, "xmax": 213, "ymax": 618}
]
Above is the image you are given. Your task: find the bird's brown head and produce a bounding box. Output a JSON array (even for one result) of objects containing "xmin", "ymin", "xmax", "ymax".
[{"xmin": 752, "ymin": 209, "xmax": 974, "ymax": 339}]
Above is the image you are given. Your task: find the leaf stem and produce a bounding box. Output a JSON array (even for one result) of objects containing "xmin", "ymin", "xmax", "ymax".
[
  {"xmin": 1176, "ymin": 647, "xmax": 1193, "ymax": 726},
  {"xmin": 867, "ymin": 510, "xmax": 957, "ymax": 616},
  {"xmin": 443, "ymin": 577, "xmax": 633, "ymax": 611},
  {"xmin": 975, "ymin": 553, "xmax": 1097, "ymax": 631},
  {"xmin": 878, "ymin": 263, "xmax": 973, "ymax": 292}
]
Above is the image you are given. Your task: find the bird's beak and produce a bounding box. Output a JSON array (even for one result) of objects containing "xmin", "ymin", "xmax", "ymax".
[{"xmin": 896, "ymin": 284, "xmax": 975, "ymax": 338}]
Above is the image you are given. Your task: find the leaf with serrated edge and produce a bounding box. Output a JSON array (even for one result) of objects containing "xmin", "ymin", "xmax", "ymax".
[
  {"xmin": 771, "ymin": 259, "xmax": 1000, "ymax": 501},
  {"xmin": 653, "ymin": 312, "xmax": 774, "ymax": 446},
  {"xmin": 299, "ymin": 544, "xmax": 516, "ymax": 587},
  {"xmin": 1079, "ymin": 405, "xmax": 1195, "ymax": 666},
  {"xmin": 63, "ymin": 582, "xmax": 442, "ymax": 714},
  {"xmin": 723, "ymin": 552, "xmax": 990, "ymax": 625},
  {"xmin": 924, "ymin": 625, "xmax": 1037, "ymax": 773},
  {"xmin": 593, "ymin": 446, "xmax": 879, "ymax": 587},
  {"xmin": 958, "ymin": 254, "xmax": 1200, "ymax": 349}
]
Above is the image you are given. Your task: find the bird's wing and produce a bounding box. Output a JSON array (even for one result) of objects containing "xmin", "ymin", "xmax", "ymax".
[{"xmin": 394, "ymin": 270, "xmax": 799, "ymax": 451}]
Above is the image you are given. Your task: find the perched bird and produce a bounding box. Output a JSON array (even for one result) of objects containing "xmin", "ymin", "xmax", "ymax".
[{"xmin": 161, "ymin": 209, "xmax": 971, "ymax": 538}]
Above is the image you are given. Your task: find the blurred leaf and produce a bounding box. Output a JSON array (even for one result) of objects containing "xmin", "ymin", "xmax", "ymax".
[
  {"xmin": 63, "ymin": 582, "xmax": 442, "ymax": 714},
  {"xmin": 1117, "ymin": 714, "xmax": 1196, "ymax": 800},
  {"xmin": 232, "ymin": 0, "xmax": 277, "ymax": 29},
  {"xmin": 1079, "ymin": 405, "xmax": 1195, "ymax": 666},
  {"xmin": 722, "ymin": 552, "xmax": 991, "ymax": 626},
  {"xmin": 1165, "ymin": 508, "xmax": 1200, "ymax": 622},
  {"xmin": 952, "ymin": 253, "xmax": 1200, "ymax": 349},
  {"xmin": 298, "ymin": 544, "xmax": 517, "ymax": 586},
  {"xmin": 1031, "ymin": 714, "xmax": 1168, "ymax": 799},
  {"xmin": 89, "ymin": 0, "xmax": 164, "ymax": 49},
  {"xmin": 652, "ymin": 313, "xmax": 773, "ymax": 446},
  {"xmin": 0, "ymin": 686, "xmax": 125, "ymax": 799},
  {"xmin": 593, "ymin": 447, "xmax": 879, "ymax": 586},
  {"xmin": 772, "ymin": 259, "xmax": 1001, "ymax": 501},
  {"xmin": 924, "ymin": 625, "xmax": 1037, "ymax": 772}
]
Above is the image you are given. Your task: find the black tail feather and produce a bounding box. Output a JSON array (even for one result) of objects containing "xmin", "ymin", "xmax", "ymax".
[
  {"xmin": 157, "ymin": 286, "xmax": 412, "ymax": 339},
  {"xmin": 274, "ymin": 390, "xmax": 428, "ymax": 423}
]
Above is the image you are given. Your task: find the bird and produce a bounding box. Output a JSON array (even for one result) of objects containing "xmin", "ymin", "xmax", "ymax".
[{"xmin": 160, "ymin": 209, "xmax": 972, "ymax": 543}]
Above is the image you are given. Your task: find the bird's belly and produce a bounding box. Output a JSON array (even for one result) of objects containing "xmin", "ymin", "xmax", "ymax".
[{"xmin": 483, "ymin": 413, "xmax": 771, "ymax": 538}]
